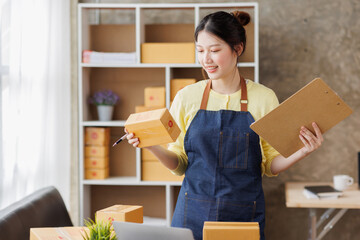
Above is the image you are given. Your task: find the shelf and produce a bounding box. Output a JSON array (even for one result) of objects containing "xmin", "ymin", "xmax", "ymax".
[
  {"xmin": 81, "ymin": 62, "xmax": 256, "ymax": 68},
  {"xmin": 82, "ymin": 121, "xmax": 126, "ymax": 127},
  {"xmin": 82, "ymin": 176, "xmax": 182, "ymax": 186},
  {"xmin": 79, "ymin": 3, "xmax": 258, "ymax": 9}
]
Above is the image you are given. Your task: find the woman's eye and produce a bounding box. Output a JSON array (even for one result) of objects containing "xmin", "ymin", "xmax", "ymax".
[
  {"xmin": 197, "ymin": 50, "xmax": 204, "ymax": 53},
  {"xmin": 211, "ymin": 49, "xmax": 220, "ymax": 52}
]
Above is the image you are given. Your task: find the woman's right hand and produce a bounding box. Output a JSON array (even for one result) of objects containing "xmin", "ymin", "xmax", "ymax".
[{"xmin": 124, "ymin": 129, "xmax": 139, "ymax": 148}]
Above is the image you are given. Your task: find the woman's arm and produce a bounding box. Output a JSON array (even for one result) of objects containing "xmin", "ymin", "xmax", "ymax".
[
  {"xmin": 126, "ymin": 130, "xmax": 179, "ymax": 170},
  {"xmin": 270, "ymin": 122, "xmax": 324, "ymax": 175}
]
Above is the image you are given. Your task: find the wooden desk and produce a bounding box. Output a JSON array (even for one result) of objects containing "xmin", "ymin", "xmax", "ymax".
[{"xmin": 285, "ymin": 182, "xmax": 360, "ymax": 240}]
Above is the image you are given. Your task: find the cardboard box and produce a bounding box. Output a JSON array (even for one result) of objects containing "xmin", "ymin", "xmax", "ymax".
[
  {"xmin": 144, "ymin": 87, "xmax": 166, "ymax": 107},
  {"xmin": 142, "ymin": 160, "xmax": 184, "ymax": 182},
  {"xmin": 85, "ymin": 146, "xmax": 109, "ymax": 157},
  {"xmin": 85, "ymin": 168, "xmax": 109, "ymax": 180},
  {"xmin": 85, "ymin": 127, "xmax": 110, "ymax": 146},
  {"xmin": 124, "ymin": 108, "xmax": 180, "ymax": 148},
  {"xmin": 141, "ymin": 42, "xmax": 195, "ymax": 63},
  {"xmin": 135, "ymin": 105, "xmax": 163, "ymax": 113},
  {"xmin": 96, "ymin": 205, "xmax": 143, "ymax": 223},
  {"xmin": 203, "ymin": 222, "xmax": 260, "ymax": 240},
  {"xmin": 85, "ymin": 157, "xmax": 109, "ymax": 169},
  {"xmin": 171, "ymin": 78, "xmax": 196, "ymax": 101},
  {"xmin": 30, "ymin": 227, "xmax": 89, "ymax": 240}
]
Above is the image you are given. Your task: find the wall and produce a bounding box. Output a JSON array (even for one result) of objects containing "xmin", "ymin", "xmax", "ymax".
[{"xmin": 73, "ymin": 0, "xmax": 360, "ymax": 239}]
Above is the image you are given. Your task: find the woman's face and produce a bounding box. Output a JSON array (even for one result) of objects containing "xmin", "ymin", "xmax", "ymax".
[{"xmin": 196, "ymin": 30, "xmax": 239, "ymax": 81}]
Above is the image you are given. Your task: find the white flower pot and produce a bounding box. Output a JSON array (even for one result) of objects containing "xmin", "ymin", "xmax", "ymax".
[{"xmin": 97, "ymin": 105, "xmax": 114, "ymax": 121}]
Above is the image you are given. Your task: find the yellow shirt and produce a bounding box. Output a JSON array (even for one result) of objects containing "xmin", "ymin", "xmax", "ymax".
[{"xmin": 168, "ymin": 79, "xmax": 280, "ymax": 177}]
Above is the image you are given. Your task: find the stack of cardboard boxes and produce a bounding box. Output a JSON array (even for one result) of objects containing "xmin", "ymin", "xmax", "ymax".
[{"xmin": 84, "ymin": 127, "xmax": 110, "ymax": 179}]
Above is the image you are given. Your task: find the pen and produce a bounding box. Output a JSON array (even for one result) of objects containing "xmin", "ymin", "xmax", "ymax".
[{"xmin": 112, "ymin": 133, "xmax": 128, "ymax": 147}]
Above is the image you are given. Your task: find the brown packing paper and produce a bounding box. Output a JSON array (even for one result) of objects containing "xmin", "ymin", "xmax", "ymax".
[
  {"xmin": 250, "ymin": 78, "xmax": 353, "ymax": 157},
  {"xmin": 125, "ymin": 108, "xmax": 181, "ymax": 148},
  {"xmin": 203, "ymin": 222, "xmax": 260, "ymax": 240}
]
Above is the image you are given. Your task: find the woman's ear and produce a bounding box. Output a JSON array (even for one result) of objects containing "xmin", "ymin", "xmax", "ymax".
[{"xmin": 235, "ymin": 44, "xmax": 244, "ymax": 56}]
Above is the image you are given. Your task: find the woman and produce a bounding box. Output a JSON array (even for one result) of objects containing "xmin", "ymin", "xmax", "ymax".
[{"xmin": 126, "ymin": 11, "xmax": 323, "ymax": 240}]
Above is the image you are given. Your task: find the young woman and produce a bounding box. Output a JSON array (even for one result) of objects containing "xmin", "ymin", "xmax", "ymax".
[{"xmin": 126, "ymin": 11, "xmax": 323, "ymax": 240}]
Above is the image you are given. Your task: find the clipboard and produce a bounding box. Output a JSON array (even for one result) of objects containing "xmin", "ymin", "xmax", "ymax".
[{"xmin": 250, "ymin": 78, "xmax": 353, "ymax": 157}]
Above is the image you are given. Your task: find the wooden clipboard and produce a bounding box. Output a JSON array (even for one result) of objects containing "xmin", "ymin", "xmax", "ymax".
[{"xmin": 250, "ymin": 78, "xmax": 353, "ymax": 157}]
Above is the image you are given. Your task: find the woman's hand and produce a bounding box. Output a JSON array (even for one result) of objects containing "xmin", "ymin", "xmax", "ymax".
[
  {"xmin": 124, "ymin": 129, "xmax": 140, "ymax": 148},
  {"xmin": 298, "ymin": 122, "xmax": 324, "ymax": 157}
]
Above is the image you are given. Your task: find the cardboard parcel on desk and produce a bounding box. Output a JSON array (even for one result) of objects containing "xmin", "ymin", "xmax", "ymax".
[{"xmin": 250, "ymin": 78, "xmax": 353, "ymax": 157}]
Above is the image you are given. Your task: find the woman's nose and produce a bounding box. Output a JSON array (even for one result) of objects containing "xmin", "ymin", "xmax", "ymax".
[{"xmin": 203, "ymin": 52, "xmax": 212, "ymax": 63}]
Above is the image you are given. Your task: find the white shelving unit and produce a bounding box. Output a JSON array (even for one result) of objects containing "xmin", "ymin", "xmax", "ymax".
[{"xmin": 78, "ymin": 2, "xmax": 259, "ymax": 226}]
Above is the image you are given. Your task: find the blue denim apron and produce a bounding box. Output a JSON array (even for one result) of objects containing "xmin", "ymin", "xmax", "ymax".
[{"xmin": 171, "ymin": 77, "xmax": 265, "ymax": 240}]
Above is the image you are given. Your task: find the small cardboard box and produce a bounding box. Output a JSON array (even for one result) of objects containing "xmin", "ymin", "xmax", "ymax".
[
  {"xmin": 142, "ymin": 160, "xmax": 184, "ymax": 182},
  {"xmin": 85, "ymin": 146, "xmax": 109, "ymax": 157},
  {"xmin": 124, "ymin": 108, "xmax": 180, "ymax": 148},
  {"xmin": 85, "ymin": 157, "xmax": 109, "ymax": 169},
  {"xmin": 30, "ymin": 227, "xmax": 89, "ymax": 240},
  {"xmin": 141, "ymin": 42, "xmax": 195, "ymax": 63},
  {"xmin": 171, "ymin": 78, "xmax": 196, "ymax": 101},
  {"xmin": 85, "ymin": 168, "xmax": 109, "ymax": 180},
  {"xmin": 135, "ymin": 105, "xmax": 163, "ymax": 113},
  {"xmin": 144, "ymin": 87, "xmax": 166, "ymax": 107},
  {"xmin": 203, "ymin": 222, "xmax": 260, "ymax": 240},
  {"xmin": 85, "ymin": 127, "xmax": 110, "ymax": 146},
  {"xmin": 96, "ymin": 205, "xmax": 143, "ymax": 223}
]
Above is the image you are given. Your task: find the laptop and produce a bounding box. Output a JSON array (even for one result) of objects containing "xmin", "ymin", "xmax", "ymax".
[{"xmin": 113, "ymin": 221, "xmax": 195, "ymax": 240}]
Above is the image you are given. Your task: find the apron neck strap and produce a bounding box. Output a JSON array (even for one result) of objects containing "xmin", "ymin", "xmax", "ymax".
[{"xmin": 200, "ymin": 76, "xmax": 248, "ymax": 111}]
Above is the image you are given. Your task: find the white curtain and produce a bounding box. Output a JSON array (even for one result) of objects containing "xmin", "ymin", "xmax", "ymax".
[{"xmin": 0, "ymin": 0, "xmax": 71, "ymax": 209}]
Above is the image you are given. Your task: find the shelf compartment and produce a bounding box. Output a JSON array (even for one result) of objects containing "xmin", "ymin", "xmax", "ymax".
[
  {"xmin": 140, "ymin": 7, "xmax": 195, "ymax": 64},
  {"xmin": 80, "ymin": 7, "xmax": 137, "ymax": 60},
  {"xmin": 90, "ymin": 185, "xmax": 166, "ymax": 220},
  {"xmin": 82, "ymin": 67, "xmax": 165, "ymax": 121}
]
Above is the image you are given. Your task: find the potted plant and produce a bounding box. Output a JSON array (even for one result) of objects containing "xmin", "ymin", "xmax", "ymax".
[
  {"xmin": 89, "ymin": 89, "xmax": 119, "ymax": 121},
  {"xmin": 82, "ymin": 218, "xmax": 118, "ymax": 240}
]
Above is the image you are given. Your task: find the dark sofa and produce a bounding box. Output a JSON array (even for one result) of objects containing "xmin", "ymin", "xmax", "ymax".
[{"xmin": 0, "ymin": 186, "xmax": 73, "ymax": 240}]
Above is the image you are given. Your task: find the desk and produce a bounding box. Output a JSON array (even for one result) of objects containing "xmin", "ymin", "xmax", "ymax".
[{"xmin": 285, "ymin": 182, "xmax": 360, "ymax": 240}]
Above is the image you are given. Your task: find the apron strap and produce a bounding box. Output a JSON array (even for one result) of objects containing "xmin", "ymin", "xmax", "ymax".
[{"xmin": 200, "ymin": 76, "xmax": 248, "ymax": 111}]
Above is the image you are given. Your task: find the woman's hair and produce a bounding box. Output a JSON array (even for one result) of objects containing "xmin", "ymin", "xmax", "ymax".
[{"xmin": 194, "ymin": 10, "xmax": 251, "ymax": 56}]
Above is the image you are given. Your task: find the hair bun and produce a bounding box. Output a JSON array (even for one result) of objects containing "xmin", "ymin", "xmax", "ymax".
[{"xmin": 231, "ymin": 11, "xmax": 250, "ymax": 26}]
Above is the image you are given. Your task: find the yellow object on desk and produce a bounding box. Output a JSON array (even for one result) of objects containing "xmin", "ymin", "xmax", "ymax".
[
  {"xmin": 30, "ymin": 227, "xmax": 89, "ymax": 240},
  {"xmin": 203, "ymin": 222, "xmax": 260, "ymax": 240},
  {"xmin": 125, "ymin": 108, "xmax": 181, "ymax": 148}
]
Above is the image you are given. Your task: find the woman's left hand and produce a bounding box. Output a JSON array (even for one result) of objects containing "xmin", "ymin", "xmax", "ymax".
[{"xmin": 299, "ymin": 122, "xmax": 324, "ymax": 156}]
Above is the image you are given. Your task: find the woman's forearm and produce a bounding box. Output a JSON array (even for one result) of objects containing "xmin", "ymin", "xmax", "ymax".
[
  {"xmin": 145, "ymin": 145, "xmax": 179, "ymax": 170},
  {"xmin": 270, "ymin": 150, "xmax": 308, "ymax": 175}
]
